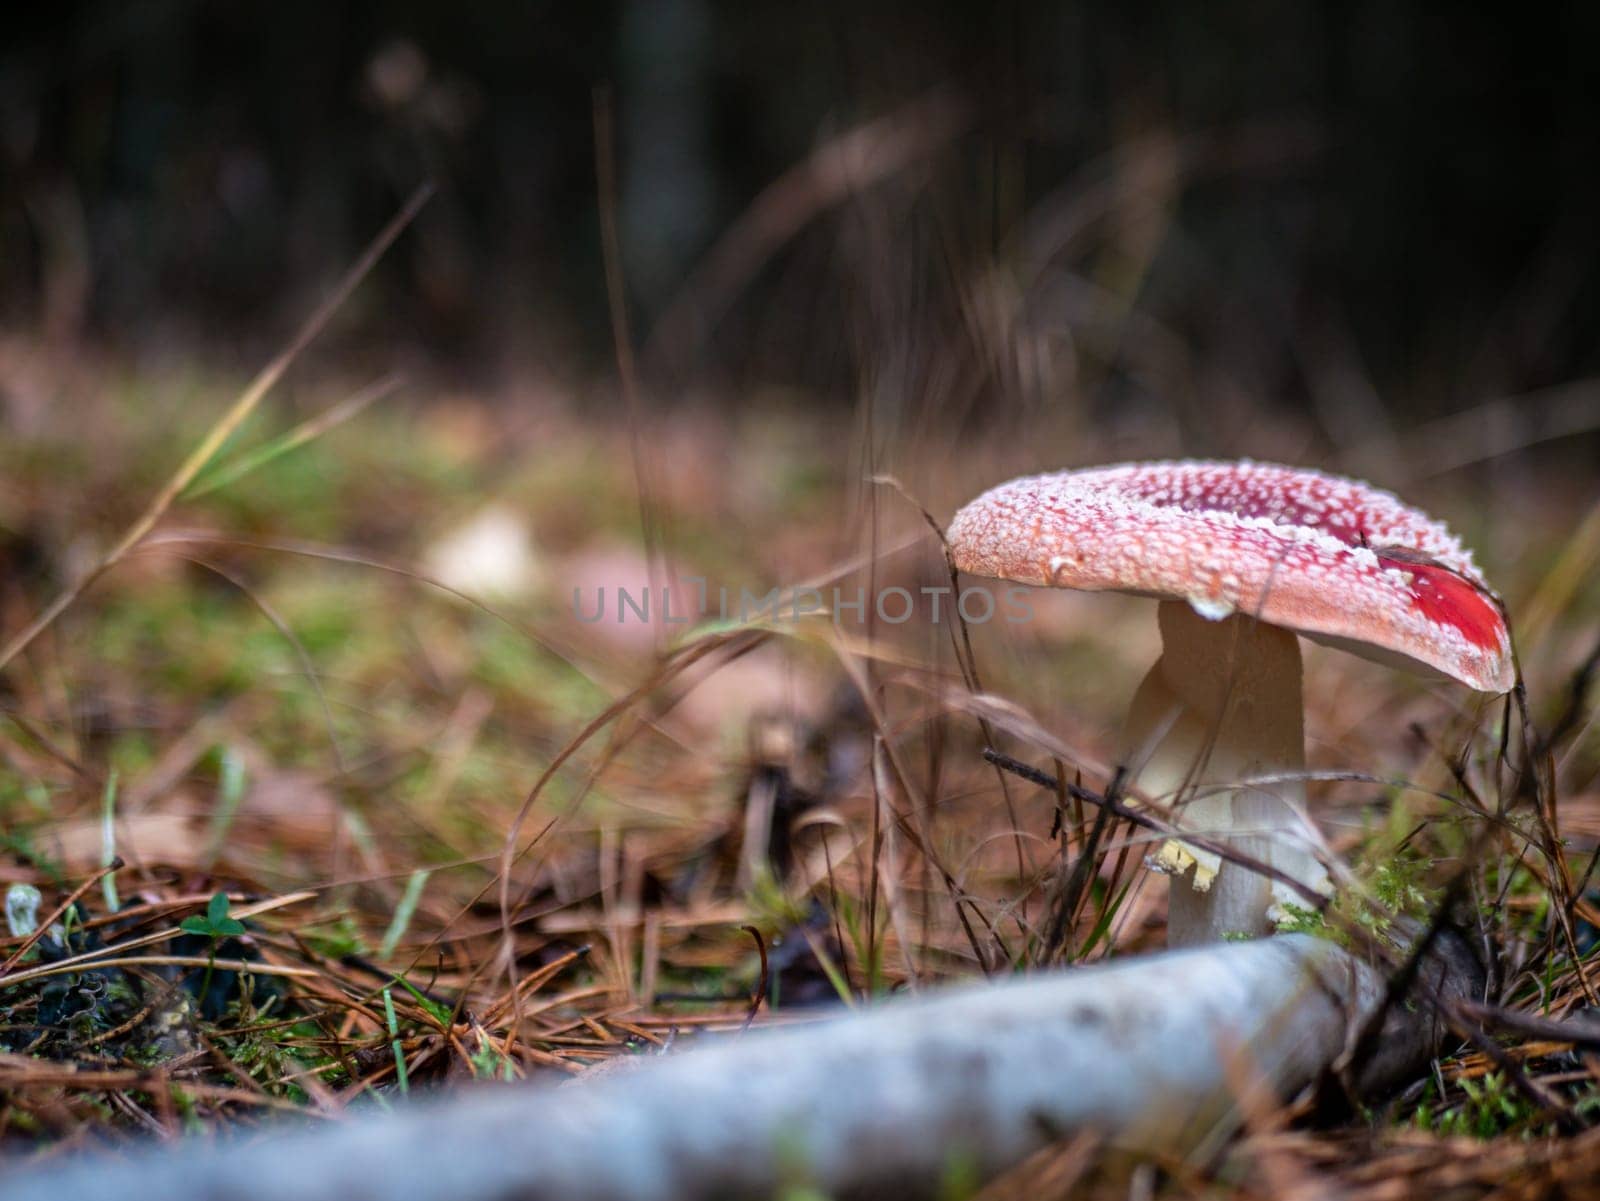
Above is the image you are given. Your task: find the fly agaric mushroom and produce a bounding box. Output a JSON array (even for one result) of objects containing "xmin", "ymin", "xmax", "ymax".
[{"xmin": 947, "ymin": 460, "xmax": 1514, "ymax": 946}]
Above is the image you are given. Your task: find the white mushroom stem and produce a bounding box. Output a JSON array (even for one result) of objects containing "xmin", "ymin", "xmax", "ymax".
[
  {"xmin": 1124, "ymin": 600, "xmax": 1331, "ymax": 946},
  {"xmin": 0, "ymin": 935, "xmax": 1477, "ymax": 1201}
]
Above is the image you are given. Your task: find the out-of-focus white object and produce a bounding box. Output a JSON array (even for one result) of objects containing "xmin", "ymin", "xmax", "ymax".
[
  {"xmin": 422, "ymin": 505, "xmax": 541, "ymax": 600},
  {"xmin": 5, "ymin": 883, "xmax": 41, "ymax": 937}
]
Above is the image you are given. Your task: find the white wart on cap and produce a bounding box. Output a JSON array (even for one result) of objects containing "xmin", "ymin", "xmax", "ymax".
[{"xmin": 946, "ymin": 460, "xmax": 1513, "ymax": 694}]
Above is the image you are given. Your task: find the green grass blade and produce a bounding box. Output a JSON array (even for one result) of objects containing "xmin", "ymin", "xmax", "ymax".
[
  {"xmin": 380, "ymin": 869, "xmax": 431, "ymax": 961},
  {"xmin": 382, "ymin": 987, "xmax": 409, "ymax": 1095},
  {"xmin": 100, "ymin": 770, "xmax": 120, "ymax": 914},
  {"xmin": 182, "ymin": 375, "xmax": 400, "ymax": 501}
]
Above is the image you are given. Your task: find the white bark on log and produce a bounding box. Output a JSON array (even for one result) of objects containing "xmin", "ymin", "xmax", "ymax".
[{"xmin": 0, "ymin": 934, "xmax": 1476, "ymax": 1201}]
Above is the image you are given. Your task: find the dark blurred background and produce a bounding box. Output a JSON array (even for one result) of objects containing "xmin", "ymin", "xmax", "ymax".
[{"xmin": 3, "ymin": 2, "xmax": 1598, "ymax": 439}]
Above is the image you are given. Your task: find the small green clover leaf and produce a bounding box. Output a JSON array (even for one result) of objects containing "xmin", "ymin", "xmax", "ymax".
[
  {"xmin": 180, "ymin": 892, "xmax": 246, "ymax": 1011},
  {"xmin": 181, "ymin": 892, "xmax": 246, "ymax": 938}
]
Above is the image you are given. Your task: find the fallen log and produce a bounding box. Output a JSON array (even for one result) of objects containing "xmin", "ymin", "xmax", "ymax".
[{"xmin": 0, "ymin": 932, "xmax": 1481, "ymax": 1201}]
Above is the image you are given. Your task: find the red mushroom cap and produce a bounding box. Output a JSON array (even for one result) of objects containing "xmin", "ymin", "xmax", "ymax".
[{"xmin": 946, "ymin": 460, "xmax": 1514, "ymax": 693}]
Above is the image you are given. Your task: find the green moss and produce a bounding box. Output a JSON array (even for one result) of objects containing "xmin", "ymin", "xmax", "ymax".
[
  {"xmin": 1407, "ymin": 1072, "xmax": 1545, "ymax": 1139},
  {"xmin": 1274, "ymin": 853, "xmax": 1439, "ymax": 946}
]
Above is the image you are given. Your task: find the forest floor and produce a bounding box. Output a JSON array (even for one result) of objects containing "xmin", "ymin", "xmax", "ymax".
[{"xmin": 0, "ymin": 337, "xmax": 1597, "ymax": 1200}]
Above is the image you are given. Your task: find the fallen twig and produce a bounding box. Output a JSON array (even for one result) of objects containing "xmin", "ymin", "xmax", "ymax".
[{"xmin": 0, "ymin": 933, "xmax": 1478, "ymax": 1201}]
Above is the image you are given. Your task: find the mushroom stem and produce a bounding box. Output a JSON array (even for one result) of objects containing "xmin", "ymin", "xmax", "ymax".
[{"xmin": 1123, "ymin": 600, "xmax": 1330, "ymax": 945}]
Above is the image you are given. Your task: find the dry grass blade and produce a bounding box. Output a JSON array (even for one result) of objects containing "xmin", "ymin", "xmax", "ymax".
[{"xmin": 0, "ymin": 182, "xmax": 433, "ymax": 677}]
